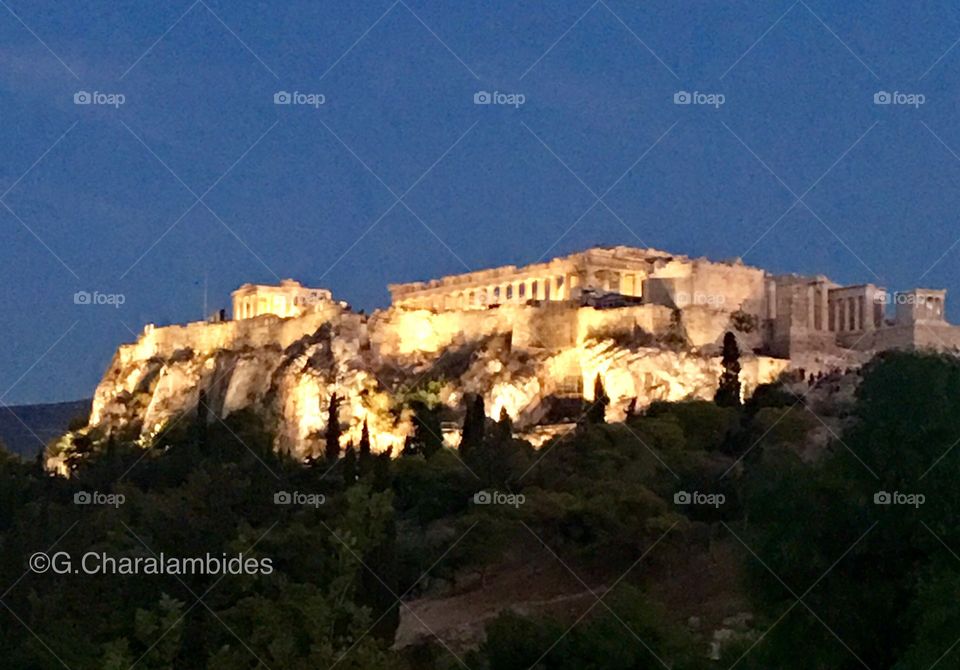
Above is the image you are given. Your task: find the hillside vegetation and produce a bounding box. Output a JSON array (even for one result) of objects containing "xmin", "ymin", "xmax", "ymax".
[{"xmin": 1, "ymin": 352, "xmax": 958, "ymax": 669}]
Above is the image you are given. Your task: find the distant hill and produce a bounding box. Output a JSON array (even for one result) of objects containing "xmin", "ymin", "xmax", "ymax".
[{"xmin": 0, "ymin": 399, "xmax": 91, "ymax": 459}]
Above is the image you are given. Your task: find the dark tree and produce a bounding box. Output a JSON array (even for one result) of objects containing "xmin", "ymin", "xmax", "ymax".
[
  {"xmin": 194, "ymin": 389, "xmax": 209, "ymax": 448},
  {"xmin": 342, "ymin": 443, "xmax": 357, "ymax": 486},
  {"xmin": 372, "ymin": 447, "xmax": 393, "ymax": 491},
  {"xmin": 586, "ymin": 374, "xmax": 609, "ymax": 424},
  {"xmin": 460, "ymin": 394, "xmax": 486, "ymax": 456},
  {"xmin": 715, "ymin": 331, "xmax": 742, "ymax": 407},
  {"xmin": 65, "ymin": 432, "xmax": 95, "ymax": 473},
  {"xmin": 403, "ymin": 401, "xmax": 443, "ymax": 458},
  {"xmin": 496, "ymin": 406, "xmax": 513, "ymax": 441},
  {"xmin": 358, "ymin": 419, "xmax": 372, "ymax": 475},
  {"xmin": 324, "ymin": 393, "xmax": 342, "ymax": 461}
]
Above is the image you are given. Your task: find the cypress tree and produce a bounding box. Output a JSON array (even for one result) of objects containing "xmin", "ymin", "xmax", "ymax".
[
  {"xmin": 358, "ymin": 419, "xmax": 372, "ymax": 474},
  {"xmin": 460, "ymin": 394, "xmax": 486, "ymax": 456},
  {"xmin": 324, "ymin": 393, "xmax": 342, "ymax": 461},
  {"xmin": 194, "ymin": 389, "xmax": 209, "ymax": 448},
  {"xmin": 496, "ymin": 406, "xmax": 512, "ymax": 441},
  {"xmin": 715, "ymin": 331, "xmax": 743, "ymax": 407},
  {"xmin": 586, "ymin": 374, "xmax": 609, "ymax": 424}
]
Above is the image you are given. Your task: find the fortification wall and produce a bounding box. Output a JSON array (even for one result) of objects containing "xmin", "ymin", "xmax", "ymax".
[
  {"xmin": 117, "ymin": 303, "xmax": 347, "ymax": 366},
  {"xmin": 368, "ymin": 307, "xmax": 517, "ymax": 357},
  {"xmin": 370, "ymin": 303, "xmax": 685, "ymax": 358},
  {"xmin": 643, "ymin": 262, "xmax": 765, "ymax": 316},
  {"xmin": 689, "ymin": 262, "xmax": 766, "ymax": 314},
  {"xmin": 574, "ymin": 304, "xmax": 674, "ymax": 343},
  {"xmin": 851, "ymin": 323, "xmax": 960, "ymax": 352}
]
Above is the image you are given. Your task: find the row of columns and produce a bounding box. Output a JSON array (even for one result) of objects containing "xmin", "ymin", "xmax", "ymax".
[
  {"xmin": 235, "ymin": 297, "xmax": 261, "ymax": 319},
  {"xmin": 589, "ymin": 269, "xmax": 643, "ymax": 296},
  {"xmin": 399, "ymin": 266, "xmax": 647, "ymax": 311},
  {"xmin": 830, "ymin": 295, "xmax": 872, "ymax": 332},
  {"xmin": 234, "ymin": 294, "xmax": 301, "ymax": 319},
  {"xmin": 405, "ymin": 273, "xmax": 579, "ymax": 311}
]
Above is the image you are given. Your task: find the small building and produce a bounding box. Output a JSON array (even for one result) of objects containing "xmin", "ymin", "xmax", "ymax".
[{"xmin": 231, "ymin": 279, "xmax": 332, "ymax": 320}]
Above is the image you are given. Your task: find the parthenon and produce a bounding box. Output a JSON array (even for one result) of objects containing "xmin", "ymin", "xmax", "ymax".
[{"xmin": 388, "ymin": 247, "xmax": 679, "ymax": 310}]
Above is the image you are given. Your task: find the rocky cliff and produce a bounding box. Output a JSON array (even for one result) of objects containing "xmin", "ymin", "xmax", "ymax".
[{"xmin": 60, "ymin": 302, "xmax": 789, "ymax": 467}]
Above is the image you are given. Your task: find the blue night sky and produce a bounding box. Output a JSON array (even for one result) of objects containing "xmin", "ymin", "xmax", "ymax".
[{"xmin": 2, "ymin": 1, "xmax": 960, "ymax": 404}]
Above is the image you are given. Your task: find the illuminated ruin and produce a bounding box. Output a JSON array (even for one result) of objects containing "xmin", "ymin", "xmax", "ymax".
[{"xmin": 78, "ymin": 245, "xmax": 960, "ymax": 463}]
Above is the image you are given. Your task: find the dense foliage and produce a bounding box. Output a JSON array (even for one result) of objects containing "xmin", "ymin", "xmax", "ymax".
[{"xmin": 0, "ymin": 352, "xmax": 958, "ymax": 668}]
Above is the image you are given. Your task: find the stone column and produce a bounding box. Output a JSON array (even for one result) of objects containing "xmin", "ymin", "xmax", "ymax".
[
  {"xmin": 807, "ymin": 285, "xmax": 816, "ymax": 329},
  {"xmin": 820, "ymin": 285, "xmax": 829, "ymax": 332}
]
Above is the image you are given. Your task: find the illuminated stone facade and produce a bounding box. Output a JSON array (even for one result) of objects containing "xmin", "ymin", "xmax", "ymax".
[
  {"xmin": 232, "ymin": 279, "xmax": 332, "ymax": 320},
  {"xmin": 388, "ymin": 247, "xmax": 677, "ymax": 310},
  {"xmin": 389, "ymin": 245, "xmax": 960, "ymax": 357}
]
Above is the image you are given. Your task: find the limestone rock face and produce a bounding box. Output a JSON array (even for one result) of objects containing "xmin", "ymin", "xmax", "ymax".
[{"xmin": 78, "ymin": 304, "xmax": 789, "ymax": 462}]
